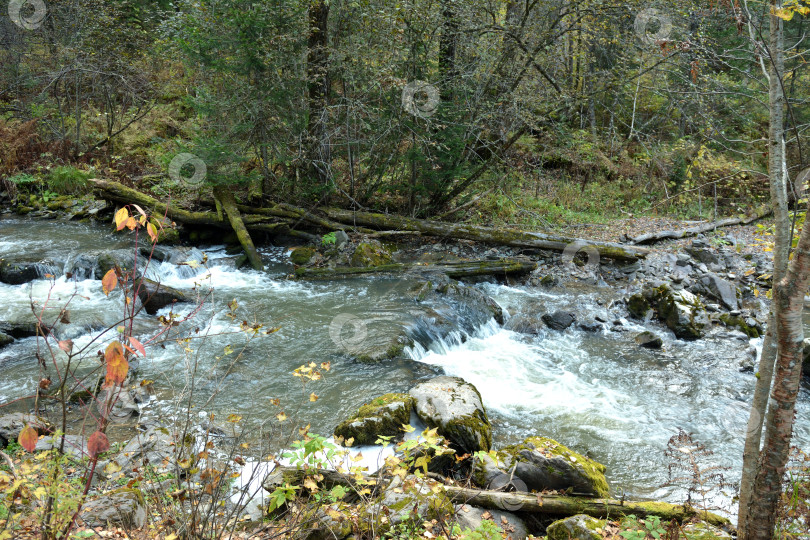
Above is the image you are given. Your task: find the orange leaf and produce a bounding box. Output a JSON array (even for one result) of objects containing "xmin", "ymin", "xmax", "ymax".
[
  {"xmin": 105, "ymin": 341, "xmax": 129, "ymax": 385},
  {"xmin": 129, "ymin": 337, "xmax": 146, "ymax": 357},
  {"xmin": 146, "ymin": 222, "xmax": 158, "ymax": 243},
  {"xmin": 58, "ymin": 340, "xmax": 73, "ymax": 354},
  {"xmin": 102, "ymin": 269, "xmax": 118, "ymax": 296},
  {"xmin": 18, "ymin": 425, "xmax": 38, "ymax": 452},
  {"xmin": 124, "ymin": 216, "xmax": 137, "ymax": 231},
  {"xmin": 114, "ymin": 207, "xmax": 129, "ymax": 230},
  {"xmin": 87, "ymin": 430, "xmax": 110, "ymax": 458}
]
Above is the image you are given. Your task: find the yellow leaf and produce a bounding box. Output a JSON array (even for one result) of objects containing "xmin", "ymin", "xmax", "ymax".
[
  {"xmin": 146, "ymin": 222, "xmax": 158, "ymax": 243},
  {"xmin": 309, "ymin": 393, "xmax": 319, "ymax": 402},
  {"xmin": 114, "ymin": 207, "xmax": 129, "ymax": 230},
  {"xmin": 276, "ymin": 412, "xmax": 287, "ymax": 422}
]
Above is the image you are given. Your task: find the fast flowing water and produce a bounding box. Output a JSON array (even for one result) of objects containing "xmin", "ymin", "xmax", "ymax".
[{"xmin": 1, "ymin": 217, "xmax": 809, "ymax": 516}]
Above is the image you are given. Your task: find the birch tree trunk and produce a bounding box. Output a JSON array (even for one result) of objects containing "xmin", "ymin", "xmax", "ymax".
[{"xmin": 737, "ymin": 3, "xmax": 789, "ymax": 536}]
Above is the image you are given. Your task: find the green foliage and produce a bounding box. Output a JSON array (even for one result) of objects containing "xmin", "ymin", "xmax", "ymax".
[
  {"xmin": 7, "ymin": 173, "xmax": 37, "ymax": 189},
  {"xmin": 619, "ymin": 515, "xmax": 666, "ymax": 540},
  {"xmin": 450, "ymin": 519, "xmax": 505, "ymax": 540},
  {"xmin": 321, "ymin": 232, "xmax": 337, "ymax": 246},
  {"xmin": 283, "ymin": 433, "xmax": 341, "ymax": 469},
  {"xmin": 46, "ymin": 166, "xmax": 91, "ymax": 194}
]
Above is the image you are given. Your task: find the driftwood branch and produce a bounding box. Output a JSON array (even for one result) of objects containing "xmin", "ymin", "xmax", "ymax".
[
  {"xmin": 214, "ymin": 186, "xmax": 264, "ymax": 270},
  {"xmin": 628, "ymin": 208, "xmax": 772, "ymax": 245}
]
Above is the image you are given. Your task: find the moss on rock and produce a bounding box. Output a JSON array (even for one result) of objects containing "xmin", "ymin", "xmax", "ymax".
[
  {"xmin": 334, "ymin": 393, "xmax": 415, "ymax": 445},
  {"xmin": 546, "ymin": 514, "xmax": 606, "ymax": 540},
  {"xmin": 351, "ymin": 241, "xmax": 393, "ymax": 267},
  {"xmin": 290, "ymin": 247, "xmax": 317, "ymax": 266}
]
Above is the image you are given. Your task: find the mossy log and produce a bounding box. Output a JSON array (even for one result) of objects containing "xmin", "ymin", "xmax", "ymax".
[
  {"xmin": 294, "ymin": 258, "xmax": 537, "ymax": 280},
  {"xmin": 441, "ymin": 486, "xmax": 730, "ymax": 529},
  {"xmin": 262, "ymin": 466, "xmax": 730, "ymax": 528},
  {"xmin": 321, "ymin": 208, "xmax": 649, "ymax": 261},
  {"xmin": 213, "ymin": 186, "xmax": 264, "ymax": 271},
  {"xmin": 89, "ymin": 179, "xmax": 290, "ymax": 236}
]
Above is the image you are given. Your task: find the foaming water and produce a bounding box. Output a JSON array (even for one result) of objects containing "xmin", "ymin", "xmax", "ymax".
[{"xmin": 408, "ymin": 283, "xmax": 810, "ymax": 515}]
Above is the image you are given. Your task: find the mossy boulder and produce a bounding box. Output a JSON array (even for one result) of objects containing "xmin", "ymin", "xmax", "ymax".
[
  {"xmin": 290, "ymin": 247, "xmax": 317, "ymax": 266},
  {"xmin": 719, "ymin": 313, "xmax": 762, "ymax": 338},
  {"xmin": 334, "ymin": 393, "xmax": 414, "ymax": 446},
  {"xmin": 627, "ymin": 293, "xmax": 651, "ymax": 319},
  {"xmin": 0, "ymin": 331, "xmax": 12, "ymax": 349},
  {"xmin": 640, "ymin": 285, "xmax": 708, "ymax": 340},
  {"xmin": 475, "ymin": 436, "xmax": 609, "ymax": 498},
  {"xmin": 409, "ymin": 376, "xmax": 492, "ymax": 453},
  {"xmin": 0, "ymin": 259, "xmax": 45, "ymax": 284},
  {"xmin": 635, "ymin": 331, "xmax": 663, "ymax": 349},
  {"xmin": 546, "ymin": 514, "xmax": 606, "ymax": 540},
  {"xmin": 350, "ymin": 241, "xmax": 393, "ymax": 267}
]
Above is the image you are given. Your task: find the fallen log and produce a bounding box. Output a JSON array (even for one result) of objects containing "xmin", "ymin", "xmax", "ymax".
[
  {"xmin": 214, "ymin": 186, "xmax": 264, "ymax": 270},
  {"xmin": 294, "ymin": 258, "xmax": 537, "ymax": 280},
  {"xmin": 628, "ymin": 208, "xmax": 771, "ymax": 245},
  {"xmin": 322, "ymin": 208, "xmax": 650, "ymax": 261},
  {"xmin": 263, "ymin": 466, "xmax": 729, "ymax": 528},
  {"xmin": 441, "ymin": 485, "xmax": 730, "ymax": 529},
  {"xmin": 89, "ymin": 179, "xmax": 294, "ymax": 236}
]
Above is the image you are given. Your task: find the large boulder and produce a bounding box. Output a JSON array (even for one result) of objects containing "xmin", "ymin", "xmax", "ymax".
[
  {"xmin": 136, "ymin": 278, "xmax": 188, "ymax": 315},
  {"xmin": 290, "ymin": 247, "xmax": 317, "ymax": 266},
  {"xmin": 453, "ymin": 504, "xmax": 528, "ymax": 540},
  {"xmin": 334, "ymin": 393, "xmax": 414, "ymax": 446},
  {"xmin": 80, "ymin": 489, "xmax": 146, "ymax": 529},
  {"xmin": 686, "ymin": 240, "xmax": 720, "ymax": 265},
  {"xmin": 409, "ymin": 376, "xmax": 492, "ymax": 453},
  {"xmin": 100, "ymin": 426, "xmax": 182, "ymax": 480},
  {"xmin": 474, "ymin": 436, "xmax": 609, "ymax": 498},
  {"xmin": 635, "ymin": 331, "xmax": 663, "ymax": 349},
  {"xmin": 0, "ymin": 413, "xmax": 52, "ymax": 448},
  {"xmin": 699, "ymin": 274, "xmax": 739, "ymax": 311},
  {"xmin": 0, "ymin": 259, "xmax": 51, "ymax": 284},
  {"xmin": 411, "ymin": 276, "xmax": 504, "ymax": 326},
  {"xmin": 0, "ymin": 321, "xmax": 41, "ymax": 339},
  {"xmin": 635, "ymin": 285, "xmax": 708, "ymax": 340},
  {"xmin": 546, "ymin": 514, "xmax": 605, "ymax": 540},
  {"xmin": 351, "ymin": 241, "xmax": 393, "ymax": 267}
]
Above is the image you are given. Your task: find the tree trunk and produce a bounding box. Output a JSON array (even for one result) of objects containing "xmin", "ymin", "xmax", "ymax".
[
  {"xmin": 738, "ymin": 3, "xmax": 789, "ymax": 536},
  {"xmin": 294, "ymin": 258, "xmax": 536, "ymax": 280},
  {"xmin": 213, "ymin": 186, "xmax": 264, "ymax": 271},
  {"xmin": 306, "ymin": 0, "xmax": 330, "ymax": 185},
  {"xmin": 438, "ymin": 0, "xmax": 458, "ymax": 102},
  {"xmin": 321, "ymin": 207, "xmax": 649, "ymax": 260}
]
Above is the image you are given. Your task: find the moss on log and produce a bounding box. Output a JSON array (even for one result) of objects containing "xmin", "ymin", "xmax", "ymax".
[
  {"xmin": 294, "ymin": 258, "xmax": 536, "ymax": 280},
  {"xmin": 213, "ymin": 186, "xmax": 264, "ymax": 271},
  {"xmin": 322, "ymin": 208, "xmax": 649, "ymax": 261},
  {"xmin": 262, "ymin": 466, "xmax": 730, "ymax": 529}
]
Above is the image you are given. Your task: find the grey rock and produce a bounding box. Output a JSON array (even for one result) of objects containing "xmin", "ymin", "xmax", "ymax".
[
  {"xmin": 0, "ymin": 331, "xmax": 12, "ymax": 348},
  {"xmin": 136, "ymin": 278, "xmax": 188, "ymax": 315},
  {"xmin": 542, "ymin": 311, "xmax": 576, "ymax": 331},
  {"xmin": 0, "ymin": 413, "xmax": 51, "ymax": 448},
  {"xmin": 410, "ymin": 376, "xmax": 491, "ymax": 453},
  {"xmin": 35, "ymin": 434, "xmax": 88, "ymax": 461},
  {"xmin": 80, "ymin": 490, "xmax": 146, "ymax": 529},
  {"xmin": 454, "ymin": 505, "xmax": 528, "ymax": 540},
  {"xmin": 635, "ymin": 331, "xmax": 663, "ymax": 349},
  {"xmin": 700, "ymin": 274, "xmax": 739, "ymax": 310},
  {"xmin": 334, "ymin": 393, "xmax": 413, "ymax": 446},
  {"xmin": 0, "ymin": 259, "xmax": 52, "ymax": 284},
  {"xmin": 334, "ymin": 230, "xmax": 350, "ymax": 249}
]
